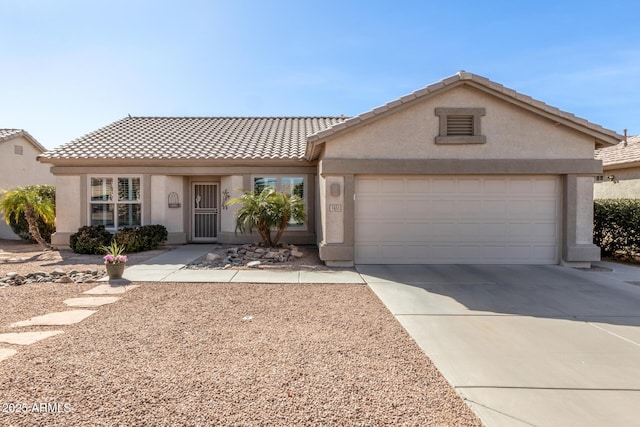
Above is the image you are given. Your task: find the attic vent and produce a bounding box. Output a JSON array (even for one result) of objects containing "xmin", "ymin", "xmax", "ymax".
[
  {"xmin": 14, "ymin": 145, "xmax": 23, "ymax": 155},
  {"xmin": 447, "ymin": 115, "xmax": 474, "ymax": 136},
  {"xmin": 435, "ymin": 107, "xmax": 486, "ymax": 144}
]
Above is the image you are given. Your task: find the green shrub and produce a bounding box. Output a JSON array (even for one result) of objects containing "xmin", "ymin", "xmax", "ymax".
[
  {"xmin": 115, "ymin": 224, "xmax": 168, "ymax": 253},
  {"xmin": 70, "ymin": 224, "xmax": 167, "ymax": 254},
  {"xmin": 6, "ymin": 184, "xmax": 56, "ymax": 243},
  {"xmin": 69, "ymin": 225, "xmax": 113, "ymax": 254},
  {"xmin": 593, "ymin": 199, "xmax": 640, "ymax": 258}
]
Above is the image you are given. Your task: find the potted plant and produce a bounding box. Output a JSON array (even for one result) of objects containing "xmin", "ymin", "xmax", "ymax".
[{"xmin": 102, "ymin": 241, "xmax": 128, "ymax": 279}]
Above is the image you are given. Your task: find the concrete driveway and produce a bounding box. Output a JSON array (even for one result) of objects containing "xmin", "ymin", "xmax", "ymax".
[{"xmin": 358, "ymin": 263, "xmax": 640, "ymax": 427}]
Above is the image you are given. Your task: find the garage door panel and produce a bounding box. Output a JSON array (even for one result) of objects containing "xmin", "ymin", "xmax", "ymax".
[
  {"xmin": 380, "ymin": 179, "xmax": 406, "ymax": 192},
  {"xmin": 432, "ymin": 179, "xmax": 457, "ymax": 192},
  {"xmin": 458, "ymin": 178, "xmax": 482, "ymax": 193},
  {"xmin": 483, "ymin": 179, "xmax": 508, "ymax": 193},
  {"xmin": 533, "ymin": 223, "xmax": 558, "ymax": 240},
  {"xmin": 355, "ymin": 175, "xmax": 560, "ymax": 264}
]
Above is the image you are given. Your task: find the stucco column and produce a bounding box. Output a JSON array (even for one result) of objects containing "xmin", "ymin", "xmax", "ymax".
[
  {"xmin": 318, "ymin": 172, "xmax": 355, "ymax": 266},
  {"xmin": 563, "ymin": 174, "xmax": 600, "ymax": 264}
]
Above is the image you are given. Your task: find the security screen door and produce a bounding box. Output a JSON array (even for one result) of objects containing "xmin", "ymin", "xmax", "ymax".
[{"xmin": 192, "ymin": 183, "xmax": 218, "ymax": 242}]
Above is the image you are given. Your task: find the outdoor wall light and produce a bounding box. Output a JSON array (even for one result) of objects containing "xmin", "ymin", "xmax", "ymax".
[
  {"xmin": 330, "ymin": 183, "xmax": 341, "ymax": 197},
  {"xmin": 607, "ymin": 175, "xmax": 619, "ymax": 184}
]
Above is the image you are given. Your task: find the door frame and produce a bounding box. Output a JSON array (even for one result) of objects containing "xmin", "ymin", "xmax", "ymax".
[{"xmin": 191, "ymin": 182, "xmax": 219, "ymax": 242}]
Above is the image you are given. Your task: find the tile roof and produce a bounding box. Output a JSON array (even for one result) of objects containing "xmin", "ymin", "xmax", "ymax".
[
  {"xmin": 306, "ymin": 71, "xmax": 623, "ymax": 159},
  {"xmin": 39, "ymin": 116, "xmax": 345, "ymax": 162},
  {"xmin": 595, "ymin": 135, "xmax": 640, "ymax": 168},
  {"xmin": 0, "ymin": 129, "xmax": 46, "ymax": 152}
]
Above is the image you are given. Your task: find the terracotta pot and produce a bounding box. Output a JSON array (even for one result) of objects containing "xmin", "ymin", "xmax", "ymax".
[{"xmin": 105, "ymin": 263, "xmax": 126, "ymax": 279}]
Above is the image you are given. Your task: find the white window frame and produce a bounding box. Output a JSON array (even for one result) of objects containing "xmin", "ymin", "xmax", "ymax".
[
  {"xmin": 252, "ymin": 175, "xmax": 307, "ymax": 231},
  {"xmin": 88, "ymin": 175, "xmax": 143, "ymax": 231}
]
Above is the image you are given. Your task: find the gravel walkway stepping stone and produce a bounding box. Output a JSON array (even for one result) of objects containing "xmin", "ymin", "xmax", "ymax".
[
  {"xmin": 83, "ymin": 284, "xmax": 140, "ymax": 295},
  {"xmin": 63, "ymin": 296, "xmax": 120, "ymax": 307},
  {"xmin": 10, "ymin": 310, "xmax": 97, "ymax": 327},
  {"xmin": 0, "ymin": 331, "xmax": 64, "ymax": 345},
  {"xmin": 0, "ymin": 348, "xmax": 17, "ymax": 362}
]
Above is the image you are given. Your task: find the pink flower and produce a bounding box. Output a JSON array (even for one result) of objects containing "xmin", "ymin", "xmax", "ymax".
[{"xmin": 103, "ymin": 254, "xmax": 127, "ymax": 264}]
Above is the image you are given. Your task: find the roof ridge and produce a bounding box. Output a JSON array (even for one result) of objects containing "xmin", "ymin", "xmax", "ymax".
[
  {"xmin": 304, "ymin": 70, "xmax": 623, "ymax": 159},
  {"xmin": 124, "ymin": 115, "xmax": 349, "ymax": 120}
]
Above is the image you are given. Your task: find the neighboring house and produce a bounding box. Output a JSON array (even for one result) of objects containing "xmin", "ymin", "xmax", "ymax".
[
  {"xmin": 594, "ymin": 134, "xmax": 640, "ymax": 199},
  {"xmin": 38, "ymin": 71, "xmax": 621, "ymax": 267},
  {"xmin": 0, "ymin": 129, "xmax": 54, "ymax": 239}
]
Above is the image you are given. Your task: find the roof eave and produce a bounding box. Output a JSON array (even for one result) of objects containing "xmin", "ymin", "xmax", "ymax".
[
  {"xmin": 304, "ymin": 71, "xmax": 623, "ymax": 160},
  {"xmin": 2, "ymin": 130, "xmax": 47, "ymax": 153}
]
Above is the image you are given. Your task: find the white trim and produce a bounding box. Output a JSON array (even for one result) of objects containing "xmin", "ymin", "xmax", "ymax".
[{"xmin": 87, "ymin": 174, "xmax": 143, "ymax": 231}]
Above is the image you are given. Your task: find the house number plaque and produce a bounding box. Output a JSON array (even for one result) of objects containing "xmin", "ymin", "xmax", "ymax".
[{"xmin": 329, "ymin": 204, "xmax": 342, "ymax": 212}]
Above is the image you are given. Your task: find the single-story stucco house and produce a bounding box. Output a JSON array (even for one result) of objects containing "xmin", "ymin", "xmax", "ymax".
[
  {"xmin": 594, "ymin": 133, "xmax": 640, "ymax": 198},
  {"xmin": 38, "ymin": 71, "xmax": 622, "ymax": 267},
  {"xmin": 0, "ymin": 129, "xmax": 54, "ymax": 240}
]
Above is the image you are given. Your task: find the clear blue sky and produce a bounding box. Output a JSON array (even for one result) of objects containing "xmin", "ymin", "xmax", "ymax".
[{"xmin": 2, "ymin": 0, "xmax": 639, "ymax": 149}]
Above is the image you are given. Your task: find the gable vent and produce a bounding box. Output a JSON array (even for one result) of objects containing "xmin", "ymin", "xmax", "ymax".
[{"xmin": 446, "ymin": 115, "xmax": 474, "ymax": 136}]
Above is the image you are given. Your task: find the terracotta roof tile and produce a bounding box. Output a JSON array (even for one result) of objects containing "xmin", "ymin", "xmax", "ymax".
[
  {"xmin": 595, "ymin": 135, "xmax": 640, "ymax": 167},
  {"xmin": 39, "ymin": 117, "xmax": 345, "ymax": 161}
]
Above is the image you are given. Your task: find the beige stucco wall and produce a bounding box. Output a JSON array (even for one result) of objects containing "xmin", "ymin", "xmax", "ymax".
[
  {"xmin": 322, "ymin": 85, "xmax": 595, "ymax": 161},
  {"xmin": 0, "ymin": 136, "xmax": 54, "ymax": 239},
  {"xmin": 150, "ymin": 175, "xmax": 186, "ymax": 243},
  {"xmin": 321, "ymin": 176, "xmax": 344, "ymax": 244},
  {"xmin": 594, "ymin": 167, "xmax": 640, "ymax": 199},
  {"xmin": 50, "ymin": 175, "xmax": 81, "ymax": 247},
  {"xmin": 220, "ymin": 175, "xmax": 244, "ymax": 233}
]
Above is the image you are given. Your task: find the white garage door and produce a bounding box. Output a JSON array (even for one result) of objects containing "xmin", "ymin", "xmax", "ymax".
[{"xmin": 355, "ymin": 175, "xmax": 561, "ymax": 264}]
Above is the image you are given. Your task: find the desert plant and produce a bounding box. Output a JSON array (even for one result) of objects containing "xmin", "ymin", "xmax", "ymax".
[
  {"xmin": 226, "ymin": 187, "xmax": 306, "ymax": 247},
  {"xmin": 4, "ymin": 185, "xmax": 56, "ymax": 243},
  {"xmin": 0, "ymin": 184, "xmax": 56, "ymax": 249},
  {"xmin": 100, "ymin": 240, "xmax": 128, "ymax": 264}
]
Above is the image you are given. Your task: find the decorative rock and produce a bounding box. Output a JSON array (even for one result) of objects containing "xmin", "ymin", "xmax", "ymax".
[
  {"xmin": 2, "ymin": 269, "xmax": 106, "ymax": 286},
  {"xmin": 206, "ymin": 253, "xmax": 223, "ymax": 261},
  {"xmin": 6, "ymin": 272, "xmax": 18, "ymax": 278},
  {"xmin": 51, "ymin": 268, "xmax": 65, "ymax": 276},
  {"xmin": 292, "ymin": 250, "xmax": 304, "ymax": 258},
  {"xmin": 247, "ymin": 261, "xmax": 261, "ymax": 268}
]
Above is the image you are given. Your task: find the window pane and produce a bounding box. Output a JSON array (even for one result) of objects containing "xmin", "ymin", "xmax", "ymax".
[
  {"xmin": 90, "ymin": 204, "xmax": 114, "ymax": 227},
  {"xmin": 118, "ymin": 204, "xmax": 141, "ymax": 227},
  {"xmin": 91, "ymin": 178, "xmax": 112, "ymax": 201},
  {"xmin": 281, "ymin": 177, "xmax": 304, "ymax": 198},
  {"xmin": 254, "ymin": 177, "xmax": 277, "ymax": 194},
  {"xmin": 282, "ymin": 177, "xmax": 305, "ymax": 227},
  {"xmin": 118, "ymin": 178, "xmax": 141, "ymax": 201}
]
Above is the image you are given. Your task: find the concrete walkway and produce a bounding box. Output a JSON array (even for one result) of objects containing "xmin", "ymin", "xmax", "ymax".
[
  {"xmin": 359, "ymin": 262, "xmax": 640, "ymax": 427},
  {"xmin": 111, "ymin": 244, "xmax": 365, "ymax": 284}
]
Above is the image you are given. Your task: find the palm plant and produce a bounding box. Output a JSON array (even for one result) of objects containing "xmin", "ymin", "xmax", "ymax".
[
  {"xmin": 226, "ymin": 187, "xmax": 306, "ymax": 247},
  {"xmin": 0, "ymin": 185, "xmax": 55, "ymax": 249}
]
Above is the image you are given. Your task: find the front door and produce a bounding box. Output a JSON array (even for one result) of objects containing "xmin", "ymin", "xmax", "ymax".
[{"xmin": 192, "ymin": 182, "xmax": 218, "ymax": 242}]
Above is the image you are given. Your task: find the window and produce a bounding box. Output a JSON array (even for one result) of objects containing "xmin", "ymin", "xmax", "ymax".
[
  {"xmin": 435, "ymin": 107, "xmax": 486, "ymax": 144},
  {"xmin": 253, "ymin": 176, "xmax": 305, "ymax": 228},
  {"xmin": 90, "ymin": 176, "xmax": 141, "ymax": 229}
]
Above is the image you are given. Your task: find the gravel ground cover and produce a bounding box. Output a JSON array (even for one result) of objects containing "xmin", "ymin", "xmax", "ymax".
[
  {"xmin": 0, "ymin": 282, "xmax": 482, "ymax": 426},
  {"xmin": 1, "ymin": 240, "xmax": 482, "ymax": 425}
]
